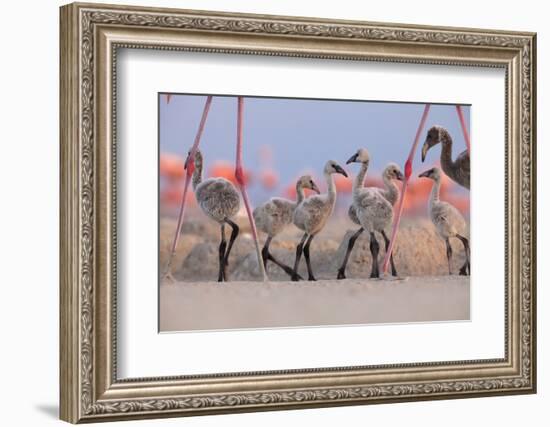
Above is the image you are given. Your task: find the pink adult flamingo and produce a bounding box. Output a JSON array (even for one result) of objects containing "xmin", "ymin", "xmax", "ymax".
[{"xmin": 162, "ymin": 96, "xmax": 267, "ymax": 282}]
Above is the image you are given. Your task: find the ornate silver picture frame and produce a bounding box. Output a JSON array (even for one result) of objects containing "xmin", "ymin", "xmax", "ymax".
[{"xmin": 60, "ymin": 2, "xmax": 536, "ymax": 423}]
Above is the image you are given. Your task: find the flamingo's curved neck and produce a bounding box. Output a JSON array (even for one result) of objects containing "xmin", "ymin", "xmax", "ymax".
[
  {"xmin": 326, "ymin": 170, "xmax": 337, "ymax": 202},
  {"xmin": 439, "ymin": 128, "xmax": 454, "ymax": 167},
  {"xmin": 429, "ymin": 177, "xmax": 441, "ymax": 206},
  {"xmin": 382, "ymin": 174, "xmax": 399, "ymax": 205},
  {"xmin": 353, "ymin": 161, "xmax": 369, "ymax": 195},
  {"xmin": 192, "ymin": 158, "xmax": 203, "ymax": 190},
  {"xmin": 295, "ymin": 182, "xmax": 306, "ymax": 205}
]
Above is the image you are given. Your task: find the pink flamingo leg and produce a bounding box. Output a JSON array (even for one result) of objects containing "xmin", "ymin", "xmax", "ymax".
[
  {"xmin": 163, "ymin": 95, "xmax": 213, "ymax": 280},
  {"xmin": 455, "ymin": 105, "xmax": 471, "ymax": 154},
  {"xmin": 236, "ymin": 97, "xmax": 268, "ymax": 281},
  {"xmin": 382, "ymin": 104, "xmax": 431, "ymax": 275}
]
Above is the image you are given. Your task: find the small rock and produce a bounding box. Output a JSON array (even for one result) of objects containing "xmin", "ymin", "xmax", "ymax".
[
  {"xmin": 175, "ymin": 242, "xmax": 219, "ymax": 281},
  {"xmin": 159, "ymin": 233, "xmax": 202, "ymax": 274}
]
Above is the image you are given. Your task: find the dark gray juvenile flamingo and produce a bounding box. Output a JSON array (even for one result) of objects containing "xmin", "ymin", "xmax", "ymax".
[{"xmin": 422, "ymin": 125, "xmax": 470, "ymax": 189}]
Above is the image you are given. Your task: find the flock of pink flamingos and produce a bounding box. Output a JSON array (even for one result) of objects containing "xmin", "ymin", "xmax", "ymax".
[{"xmin": 161, "ymin": 96, "xmax": 471, "ymax": 283}]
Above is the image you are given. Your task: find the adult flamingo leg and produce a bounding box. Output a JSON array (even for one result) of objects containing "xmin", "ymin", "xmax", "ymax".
[
  {"xmin": 236, "ymin": 97, "xmax": 268, "ymax": 281},
  {"xmin": 162, "ymin": 95, "xmax": 213, "ymax": 281},
  {"xmin": 381, "ymin": 104, "xmax": 431, "ymax": 276}
]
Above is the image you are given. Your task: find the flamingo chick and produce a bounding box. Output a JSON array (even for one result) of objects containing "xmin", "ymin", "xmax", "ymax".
[
  {"xmin": 190, "ymin": 150, "xmax": 241, "ymax": 282},
  {"xmin": 418, "ymin": 167, "xmax": 470, "ymax": 275},
  {"xmin": 253, "ymin": 175, "xmax": 320, "ymax": 279},
  {"xmin": 343, "ymin": 149, "xmax": 402, "ymax": 279},
  {"xmin": 421, "ymin": 125, "xmax": 470, "ymax": 189},
  {"xmin": 338, "ymin": 160, "xmax": 404, "ymax": 279},
  {"xmin": 292, "ymin": 161, "xmax": 348, "ymax": 281}
]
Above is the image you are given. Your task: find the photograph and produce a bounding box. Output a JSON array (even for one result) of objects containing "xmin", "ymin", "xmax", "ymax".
[{"xmin": 159, "ymin": 94, "xmax": 471, "ymax": 332}]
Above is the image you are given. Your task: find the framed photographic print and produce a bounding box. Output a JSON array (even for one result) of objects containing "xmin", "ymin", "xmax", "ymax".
[{"xmin": 60, "ymin": 2, "xmax": 537, "ymax": 423}]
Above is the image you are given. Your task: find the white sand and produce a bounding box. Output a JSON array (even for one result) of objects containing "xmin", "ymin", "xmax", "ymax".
[{"xmin": 160, "ymin": 276, "xmax": 470, "ymax": 332}]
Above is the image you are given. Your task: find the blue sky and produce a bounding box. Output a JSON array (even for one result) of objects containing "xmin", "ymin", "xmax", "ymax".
[{"xmin": 159, "ymin": 94, "xmax": 470, "ymax": 200}]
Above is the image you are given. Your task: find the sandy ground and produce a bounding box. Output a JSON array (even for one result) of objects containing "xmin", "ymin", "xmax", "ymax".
[
  {"xmin": 159, "ymin": 214, "xmax": 470, "ymax": 332},
  {"xmin": 160, "ymin": 275, "xmax": 470, "ymax": 331}
]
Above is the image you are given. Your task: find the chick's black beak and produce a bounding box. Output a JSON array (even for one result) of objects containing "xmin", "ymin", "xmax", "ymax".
[
  {"xmin": 418, "ymin": 170, "xmax": 430, "ymax": 178},
  {"xmin": 395, "ymin": 171, "xmax": 404, "ymax": 181},
  {"xmin": 334, "ymin": 165, "xmax": 348, "ymax": 177},
  {"xmin": 346, "ymin": 153, "xmax": 359, "ymax": 164}
]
